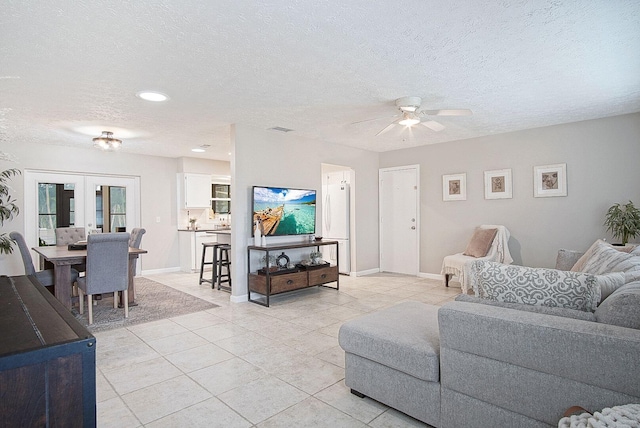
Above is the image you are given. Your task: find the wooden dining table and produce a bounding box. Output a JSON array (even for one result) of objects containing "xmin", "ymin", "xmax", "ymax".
[{"xmin": 32, "ymin": 245, "xmax": 147, "ymax": 311}]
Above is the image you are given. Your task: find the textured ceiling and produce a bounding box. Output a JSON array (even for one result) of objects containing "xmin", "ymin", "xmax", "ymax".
[{"xmin": 1, "ymin": 1, "xmax": 639, "ymax": 161}]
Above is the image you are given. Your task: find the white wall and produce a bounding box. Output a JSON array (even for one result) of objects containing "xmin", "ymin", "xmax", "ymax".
[
  {"xmin": 0, "ymin": 141, "xmax": 228, "ymax": 275},
  {"xmin": 230, "ymin": 124, "xmax": 380, "ymax": 300},
  {"xmin": 379, "ymin": 113, "xmax": 640, "ymax": 274}
]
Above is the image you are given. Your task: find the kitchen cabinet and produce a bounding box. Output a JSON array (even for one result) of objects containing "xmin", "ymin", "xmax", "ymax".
[
  {"xmin": 179, "ymin": 230, "xmax": 231, "ymax": 272},
  {"xmin": 178, "ymin": 173, "xmax": 211, "ymax": 208}
]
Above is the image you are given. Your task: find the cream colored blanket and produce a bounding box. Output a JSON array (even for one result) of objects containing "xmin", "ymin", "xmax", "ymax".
[{"xmin": 441, "ymin": 225, "xmax": 513, "ymax": 293}]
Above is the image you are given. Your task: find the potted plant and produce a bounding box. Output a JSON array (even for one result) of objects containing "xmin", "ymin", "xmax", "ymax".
[
  {"xmin": 604, "ymin": 201, "xmax": 640, "ymax": 246},
  {"xmin": 0, "ymin": 168, "xmax": 21, "ymax": 254}
]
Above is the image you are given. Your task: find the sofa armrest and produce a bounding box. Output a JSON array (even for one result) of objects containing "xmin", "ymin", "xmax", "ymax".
[
  {"xmin": 438, "ymin": 301, "xmax": 640, "ymax": 398},
  {"xmin": 555, "ymin": 249, "xmax": 584, "ymax": 270}
]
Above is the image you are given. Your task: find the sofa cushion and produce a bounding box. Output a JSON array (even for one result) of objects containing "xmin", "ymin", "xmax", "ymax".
[
  {"xmin": 470, "ymin": 260, "xmax": 601, "ymax": 312},
  {"xmin": 463, "ymin": 228, "xmax": 497, "ymax": 258},
  {"xmin": 595, "ymin": 281, "xmax": 640, "ymax": 329},
  {"xmin": 455, "ymin": 294, "xmax": 597, "ymax": 322},
  {"xmin": 571, "ymin": 239, "xmax": 640, "ymax": 274},
  {"xmin": 338, "ymin": 301, "xmax": 440, "ymax": 382}
]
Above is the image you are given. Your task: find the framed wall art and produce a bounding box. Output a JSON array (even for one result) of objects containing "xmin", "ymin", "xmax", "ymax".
[
  {"xmin": 534, "ymin": 163, "xmax": 567, "ymax": 197},
  {"xmin": 442, "ymin": 173, "xmax": 466, "ymax": 201},
  {"xmin": 484, "ymin": 169, "xmax": 512, "ymax": 199}
]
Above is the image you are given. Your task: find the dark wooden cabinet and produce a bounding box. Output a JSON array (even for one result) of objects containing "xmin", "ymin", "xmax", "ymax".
[
  {"xmin": 247, "ymin": 241, "xmax": 340, "ymax": 307},
  {"xmin": 0, "ymin": 275, "xmax": 96, "ymax": 427}
]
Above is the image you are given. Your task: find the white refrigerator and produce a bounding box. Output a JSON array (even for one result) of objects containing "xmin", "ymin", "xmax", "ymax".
[{"xmin": 321, "ymin": 184, "xmax": 350, "ymax": 274}]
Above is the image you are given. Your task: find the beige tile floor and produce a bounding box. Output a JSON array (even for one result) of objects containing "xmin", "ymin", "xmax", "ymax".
[{"xmin": 96, "ymin": 272, "xmax": 462, "ymax": 427}]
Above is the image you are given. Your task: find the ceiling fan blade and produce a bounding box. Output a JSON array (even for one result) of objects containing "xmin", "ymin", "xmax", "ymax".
[
  {"xmin": 350, "ymin": 114, "xmax": 398, "ymax": 125},
  {"xmin": 421, "ymin": 109, "xmax": 472, "ymax": 116},
  {"xmin": 421, "ymin": 120, "xmax": 445, "ymax": 132},
  {"xmin": 376, "ymin": 122, "xmax": 397, "ymax": 136}
]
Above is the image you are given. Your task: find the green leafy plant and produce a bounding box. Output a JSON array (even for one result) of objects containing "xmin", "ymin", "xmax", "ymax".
[
  {"xmin": 0, "ymin": 168, "xmax": 21, "ymax": 254},
  {"xmin": 604, "ymin": 201, "xmax": 640, "ymax": 246}
]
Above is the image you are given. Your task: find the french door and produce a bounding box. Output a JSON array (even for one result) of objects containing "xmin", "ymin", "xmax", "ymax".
[{"xmin": 24, "ymin": 170, "xmax": 140, "ymax": 251}]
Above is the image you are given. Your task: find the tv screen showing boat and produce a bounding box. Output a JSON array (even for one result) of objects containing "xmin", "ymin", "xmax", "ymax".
[{"xmin": 252, "ymin": 186, "xmax": 316, "ymax": 236}]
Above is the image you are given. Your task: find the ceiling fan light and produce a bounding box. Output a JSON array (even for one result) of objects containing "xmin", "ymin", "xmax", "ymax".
[{"xmin": 398, "ymin": 112, "xmax": 420, "ymax": 126}]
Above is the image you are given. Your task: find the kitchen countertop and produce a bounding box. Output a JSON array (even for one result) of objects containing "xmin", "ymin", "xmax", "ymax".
[{"xmin": 178, "ymin": 228, "xmax": 231, "ymax": 234}]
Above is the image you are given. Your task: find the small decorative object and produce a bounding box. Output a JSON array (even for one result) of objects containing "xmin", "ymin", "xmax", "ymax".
[
  {"xmin": 310, "ymin": 250, "xmax": 322, "ymax": 264},
  {"xmin": 443, "ymin": 173, "xmax": 466, "ymax": 201},
  {"xmin": 254, "ymin": 219, "xmax": 262, "ymax": 246},
  {"xmin": 534, "ymin": 163, "xmax": 567, "ymax": 197},
  {"xmin": 276, "ymin": 252, "xmax": 290, "ymax": 269},
  {"xmin": 604, "ymin": 200, "xmax": 640, "ymax": 245},
  {"xmin": 314, "ymin": 236, "xmax": 323, "ymax": 241},
  {"xmin": 260, "ymin": 254, "xmax": 276, "ymax": 270},
  {"xmin": 484, "ymin": 169, "xmax": 512, "ymax": 200},
  {"xmin": 261, "ymin": 234, "xmax": 266, "ymax": 247},
  {"xmin": 189, "ymin": 218, "xmax": 197, "ymax": 230}
]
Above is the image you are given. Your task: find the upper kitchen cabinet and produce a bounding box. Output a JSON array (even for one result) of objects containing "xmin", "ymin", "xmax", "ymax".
[
  {"xmin": 178, "ymin": 173, "xmax": 211, "ymax": 208},
  {"xmin": 212, "ymin": 183, "xmax": 230, "ymax": 214}
]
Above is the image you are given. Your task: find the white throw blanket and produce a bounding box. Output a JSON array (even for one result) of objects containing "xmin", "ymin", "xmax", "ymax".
[{"xmin": 441, "ymin": 225, "xmax": 513, "ymax": 294}]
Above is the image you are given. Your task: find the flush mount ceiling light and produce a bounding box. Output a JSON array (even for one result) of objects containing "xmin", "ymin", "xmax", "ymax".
[
  {"xmin": 398, "ymin": 112, "xmax": 421, "ymax": 126},
  {"xmin": 93, "ymin": 131, "xmax": 122, "ymax": 151},
  {"xmin": 136, "ymin": 91, "xmax": 169, "ymax": 102}
]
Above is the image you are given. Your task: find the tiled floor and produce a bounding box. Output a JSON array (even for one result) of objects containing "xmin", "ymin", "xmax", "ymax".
[{"xmin": 96, "ymin": 272, "xmax": 462, "ymax": 427}]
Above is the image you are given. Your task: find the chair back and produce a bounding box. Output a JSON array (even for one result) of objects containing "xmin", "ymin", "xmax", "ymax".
[
  {"xmin": 9, "ymin": 231, "xmax": 36, "ymax": 275},
  {"xmin": 55, "ymin": 227, "xmax": 86, "ymax": 246},
  {"xmin": 84, "ymin": 233, "xmax": 130, "ymax": 295},
  {"xmin": 129, "ymin": 228, "xmax": 146, "ymax": 249}
]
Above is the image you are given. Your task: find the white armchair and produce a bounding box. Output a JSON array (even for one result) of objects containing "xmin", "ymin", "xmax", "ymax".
[{"xmin": 441, "ymin": 225, "xmax": 512, "ymax": 293}]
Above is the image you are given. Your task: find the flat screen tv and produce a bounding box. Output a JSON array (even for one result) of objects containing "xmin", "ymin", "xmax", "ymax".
[{"xmin": 252, "ymin": 186, "xmax": 316, "ymax": 236}]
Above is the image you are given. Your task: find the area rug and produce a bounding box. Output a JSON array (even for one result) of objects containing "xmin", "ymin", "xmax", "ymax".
[{"xmin": 73, "ymin": 277, "xmax": 218, "ymax": 333}]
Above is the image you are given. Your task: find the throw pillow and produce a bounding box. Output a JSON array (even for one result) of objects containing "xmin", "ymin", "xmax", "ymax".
[
  {"xmin": 470, "ymin": 260, "xmax": 601, "ymax": 312},
  {"xmin": 631, "ymin": 245, "xmax": 640, "ymax": 256},
  {"xmin": 463, "ymin": 228, "xmax": 497, "ymax": 258},
  {"xmin": 595, "ymin": 272, "xmax": 626, "ymax": 301},
  {"xmin": 595, "ymin": 281, "xmax": 640, "ymax": 329},
  {"xmin": 571, "ymin": 239, "xmax": 640, "ymax": 275}
]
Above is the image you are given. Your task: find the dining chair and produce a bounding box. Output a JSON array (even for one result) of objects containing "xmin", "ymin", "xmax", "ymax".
[
  {"xmin": 77, "ymin": 233, "xmax": 130, "ymax": 325},
  {"xmin": 55, "ymin": 227, "xmax": 86, "ymax": 245},
  {"xmin": 128, "ymin": 228, "xmax": 146, "ymax": 276},
  {"xmin": 55, "ymin": 227, "xmax": 87, "ymax": 273},
  {"xmin": 10, "ymin": 231, "xmax": 80, "ymax": 291}
]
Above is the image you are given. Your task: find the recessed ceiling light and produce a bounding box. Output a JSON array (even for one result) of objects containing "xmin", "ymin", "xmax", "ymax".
[
  {"xmin": 191, "ymin": 148, "xmax": 205, "ymax": 153},
  {"xmin": 136, "ymin": 91, "xmax": 169, "ymax": 102}
]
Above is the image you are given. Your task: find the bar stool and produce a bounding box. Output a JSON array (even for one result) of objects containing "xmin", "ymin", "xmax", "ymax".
[
  {"xmin": 216, "ymin": 244, "xmax": 232, "ymax": 292},
  {"xmin": 199, "ymin": 242, "xmax": 219, "ymax": 287}
]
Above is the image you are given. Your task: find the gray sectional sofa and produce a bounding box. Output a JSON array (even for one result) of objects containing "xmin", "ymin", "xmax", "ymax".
[{"xmin": 339, "ymin": 248, "xmax": 640, "ymax": 427}]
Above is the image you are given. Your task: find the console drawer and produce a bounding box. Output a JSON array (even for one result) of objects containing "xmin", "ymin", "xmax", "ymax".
[
  {"xmin": 308, "ymin": 265, "xmax": 339, "ymax": 286},
  {"xmin": 249, "ymin": 271, "xmax": 309, "ymax": 295}
]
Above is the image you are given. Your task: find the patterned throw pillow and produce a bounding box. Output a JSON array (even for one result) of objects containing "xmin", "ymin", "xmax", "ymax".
[{"xmin": 470, "ymin": 260, "xmax": 601, "ymax": 312}]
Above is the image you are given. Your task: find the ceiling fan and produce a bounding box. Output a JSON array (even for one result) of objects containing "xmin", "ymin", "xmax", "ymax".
[{"xmin": 353, "ymin": 96, "xmax": 472, "ymax": 136}]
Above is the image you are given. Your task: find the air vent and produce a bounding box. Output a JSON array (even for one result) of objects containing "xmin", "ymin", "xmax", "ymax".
[
  {"xmin": 269, "ymin": 126, "xmax": 294, "ymax": 133},
  {"xmin": 199, "ymin": 144, "xmax": 211, "ymax": 148}
]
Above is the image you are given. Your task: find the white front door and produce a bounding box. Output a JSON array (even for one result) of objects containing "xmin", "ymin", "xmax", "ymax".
[{"xmin": 379, "ymin": 166, "xmax": 419, "ymax": 275}]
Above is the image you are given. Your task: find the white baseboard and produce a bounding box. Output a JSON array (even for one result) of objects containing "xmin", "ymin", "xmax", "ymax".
[
  {"xmin": 230, "ymin": 294, "xmax": 248, "ymax": 303},
  {"xmin": 141, "ymin": 267, "xmax": 181, "ymax": 276},
  {"xmin": 354, "ymin": 268, "xmax": 380, "ymax": 277}
]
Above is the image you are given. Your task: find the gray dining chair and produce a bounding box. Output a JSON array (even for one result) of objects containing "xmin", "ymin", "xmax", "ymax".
[
  {"xmin": 77, "ymin": 233, "xmax": 130, "ymax": 325},
  {"xmin": 55, "ymin": 227, "xmax": 87, "ymax": 273},
  {"xmin": 55, "ymin": 227, "xmax": 86, "ymax": 245},
  {"xmin": 128, "ymin": 228, "xmax": 146, "ymax": 276},
  {"xmin": 10, "ymin": 231, "xmax": 80, "ymax": 288}
]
